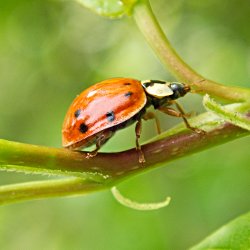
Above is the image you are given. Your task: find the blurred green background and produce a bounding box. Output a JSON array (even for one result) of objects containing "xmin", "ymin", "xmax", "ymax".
[{"xmin": 0, "ymin": 0, "xmax": 249, "ymax": 249}]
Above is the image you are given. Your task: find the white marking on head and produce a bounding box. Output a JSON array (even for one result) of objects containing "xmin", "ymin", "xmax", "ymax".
[{"xmin": 145, "ymin": 83, "xmax": 173, "ymax": 98}]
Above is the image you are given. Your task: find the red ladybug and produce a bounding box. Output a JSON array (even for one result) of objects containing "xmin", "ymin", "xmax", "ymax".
[{"xmin": 62, "ymin": 78, "xmax": 197, "ymax": 163}]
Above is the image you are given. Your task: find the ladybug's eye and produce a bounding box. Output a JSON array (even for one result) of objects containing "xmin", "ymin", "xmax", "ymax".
[{"xmin": 170, "ymin": 82, "xmax": 189, "ymax": 98}]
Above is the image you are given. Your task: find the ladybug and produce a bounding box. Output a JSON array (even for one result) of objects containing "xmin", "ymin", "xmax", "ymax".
[{"xmin": 62, "ymin": 78, "xmax": 199, "ymax": 163}]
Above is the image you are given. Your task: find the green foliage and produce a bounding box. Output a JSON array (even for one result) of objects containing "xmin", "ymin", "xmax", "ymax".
[
  {"xmin": 203, "ymin": 95, "xmax": 250, "ymax": 131},
  {"xmin": 75, "ymin": 0, "xmax": 138, "ymax": 18},
  {"xmin": 190, "ymin": 212, "xmax": 250, "ymax": 250}
]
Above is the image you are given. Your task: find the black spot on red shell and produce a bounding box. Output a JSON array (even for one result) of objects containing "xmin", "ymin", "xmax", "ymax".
[
  {"xmin": 123, "ymin": 82, "xmax": 131, "ymax": 86},
  {"xmin": 79, "ymin": 123, "xmax": 88, "ymax": 133},
  {"xmin": 124, "ymin": 91, "xmax": 133, "ymax": 97},
  {"xmin": 106, "ymin": 111, "xmax": 115, "ymax": 122},
  {"xmin": 74, "ymin": 109, "xmax": 81, "ymax": 118}
]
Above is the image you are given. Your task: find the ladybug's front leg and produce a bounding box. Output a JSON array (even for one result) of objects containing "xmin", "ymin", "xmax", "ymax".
[
  {"xmin": 135, "ymin": 119, "xmax": 146, "ymax": 164},
  {"xmin": 158, "ymin": 101, "xmax": 204, "ymax": 134}
]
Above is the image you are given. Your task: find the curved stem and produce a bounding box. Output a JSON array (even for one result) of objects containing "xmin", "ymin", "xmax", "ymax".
[
  {"xmin": 111, "ymin": 187, "xmax": 171, "ymax": 210},
  {"xmin": 133, "ymin": 1, "xmax": 250, "ymax": 102}
]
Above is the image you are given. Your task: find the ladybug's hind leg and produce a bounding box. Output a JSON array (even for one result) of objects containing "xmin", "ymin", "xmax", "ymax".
[
  {"xmin": 142, "ymin": 111, "xmax": 161, "ymax": 135},
  {"xmin": 86, "ymin": 138, "xmax": 103, "ymax": 159},
  {"xmin": 86, "ymin": 144, "xmax": 101, "ymax": 159},
  {"xmin": 86, "ymin": 130, "xmax": 114, "ymax": 159},
  {"xmin": 135, "ymin": 119, "xmax": 146, "ymax": 163}
]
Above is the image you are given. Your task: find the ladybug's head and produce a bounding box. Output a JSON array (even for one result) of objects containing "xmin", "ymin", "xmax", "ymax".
[
  {"xmin": 141, "ymin": 80, "xmax": 190, "ymax": 100},
  {"xmin": 168, "ymin": 82, "xmax": 190, "ymax": 99}
]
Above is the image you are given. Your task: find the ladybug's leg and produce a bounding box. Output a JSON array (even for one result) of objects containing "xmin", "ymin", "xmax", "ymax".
[
  {"xmin": 135, "ymin": 119, "xmax": 146, "ymax": 163},
  {"xmin": 86, "ymin": 130, "xmax": 114, "ymax": 159},
  {"xmin": 142, "ymin": 112, "xmax": 161, "ymax": 135},
  {"xmin": 86, "ymin": 141, "xmax": 101, "ymax": 159},
  {"xmin": 174, "ymin": 101, "xmax": 205, "ymax": 134},
  {"xmin": 158, "ymin": 101, "xmax": 204, "ymax": 134}
]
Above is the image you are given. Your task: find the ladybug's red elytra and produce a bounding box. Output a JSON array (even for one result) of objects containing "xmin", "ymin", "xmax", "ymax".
[{"xmin": 62, "ymin": 78, "xmax": 200, "ymax": 163}]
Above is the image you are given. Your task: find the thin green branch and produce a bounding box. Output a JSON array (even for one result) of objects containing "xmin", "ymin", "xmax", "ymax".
[
  {"xmin": 0, "ymin": 178, "xmax": 105, "ymax": 205},
  {"xmin": 133, "ymin": 1, "xmax": 250, "ymax": 102}
]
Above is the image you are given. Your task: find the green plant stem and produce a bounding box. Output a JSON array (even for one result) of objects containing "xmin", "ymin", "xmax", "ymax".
[
  {"xmin": 0, "ymin": 140, "xmax": 110, "ymax": 183},
  {"xmin": 0, "ymin": 112, "xmax": 249, "ymax": 205},
  {"xmin": 133, "ymin": 1, "xmax": 250, "ymax": 102},
  {"xmin": 0, "ymin": 178, "xmax": 104, "ymax": 205},
  {"xmin": 1, "ymin": 119, "xmax": 247, "ymax": 182}
]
